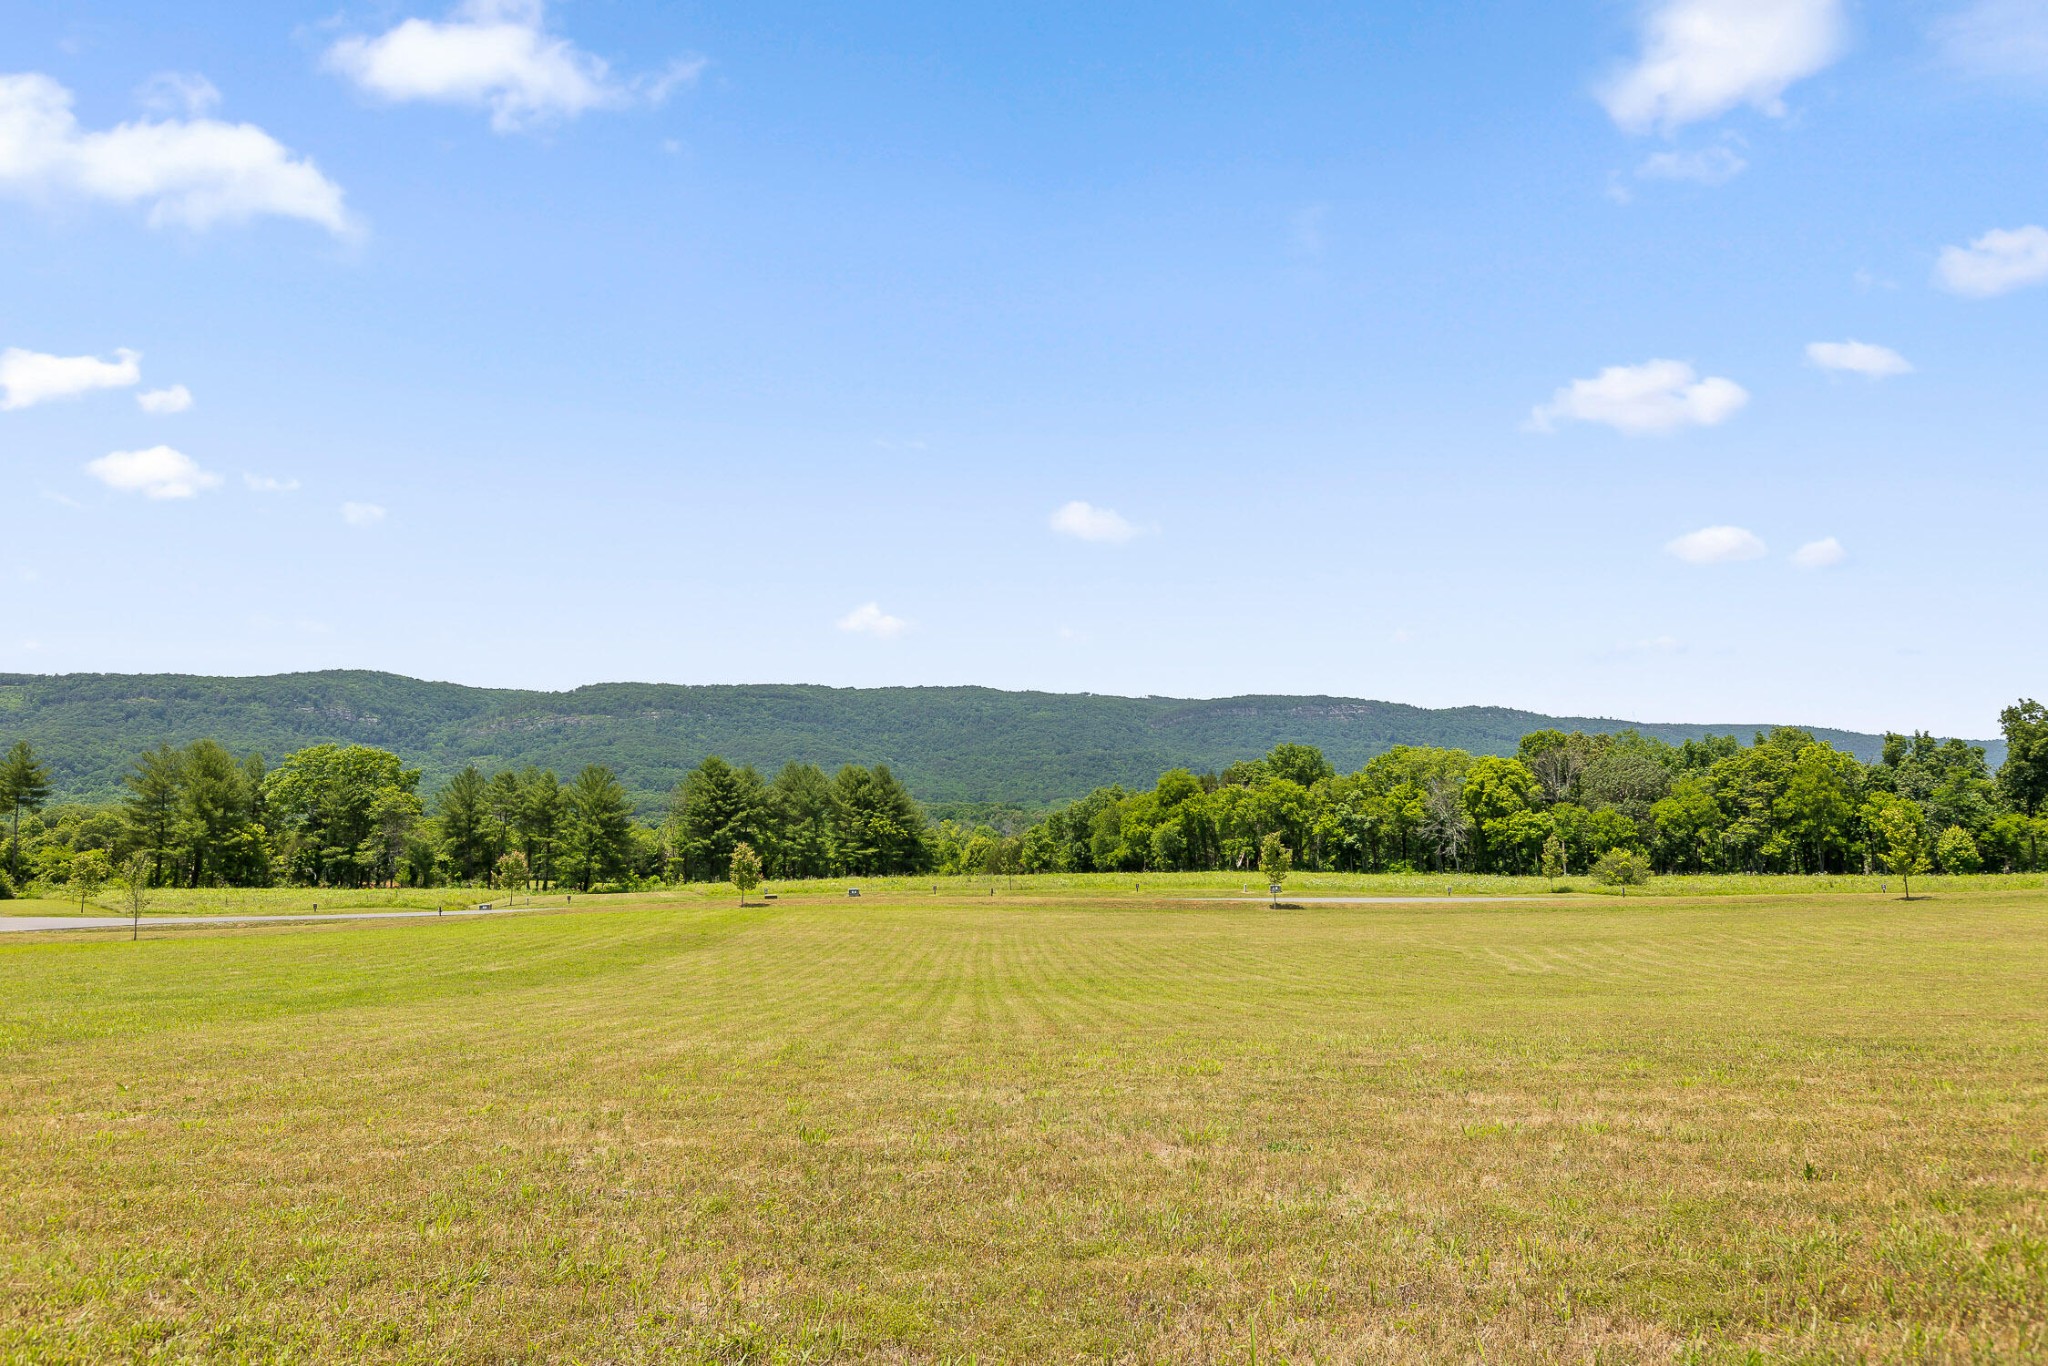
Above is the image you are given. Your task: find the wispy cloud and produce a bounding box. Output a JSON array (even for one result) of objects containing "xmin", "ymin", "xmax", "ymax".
[
  {"xmin": 136, "ymin": 72, "xmax": 221, "ymax": 117},
  {"xmin": 1805, "ymin": 340, "xmax": 1912, "ymax": 377},
  {"xmin": 325, "ymin": 0, "xmax": 703, "ymax": 133},
  {"xmin": 1049, "ymin": 500, "xmax": 1143, "ymax": 544},
  {"xmin": 1936, "ymin": 225, "xmax": 2048, "ymax": 297},
  {"xmin": 836, "ymin": 601, "xmax": 908, "ymax": 638},
  {"xmin": 1667, "ymin": 525, "xmax": 1767, "ymax": 564},
  {"xmin": 1935, "ymin": 0, "xmax": 2048, "ymax": 80},
  {"xmin": 341, "ymin": 501, "xmax": 387, "ymax": 527},
  {"xmin": 1601, "ymin": 0, "xmax": 1846, "ymax": 134},
  {"xmin": 86, "ymin": 445, "xmax": 221, "ymax": 499},
  {"xmin": 1635, "ymin": 142, "xmax": 1747, "ymax": 185},
  {"xmin": 243, "ymin": 473, "xmax": 299, "ymax": 493},
  {"xmin": 0, "ymin": 346, "xmax": 139, "ymax": 409},
  {"xmin": 1529, "ymin": 359, "xmax": 1748, "ymax": 435},
  {"xmin": 136, "ymin": 383, "xmax": 193, "ymax": 413},
  {"xmin": 1792, "ymin": 536, "xmax": 1846, "ymax": 569},
  {"xmin": 0, "ymin": 72, "xmax": 350, "ymax": 233}
]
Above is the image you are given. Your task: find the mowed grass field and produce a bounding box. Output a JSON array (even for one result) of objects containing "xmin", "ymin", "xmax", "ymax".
[{"xmin": 3, "ymin": 890, "xmax": 2044, "ymax": 1363}]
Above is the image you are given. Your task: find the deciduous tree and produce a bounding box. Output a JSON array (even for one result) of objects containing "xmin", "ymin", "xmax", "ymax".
[
  {"xmin": 1258, "ymin": 831, "xmax": 1290, "ymax": 905},
  {"xmin": 730, "ymin": 841, "xmax": 762, "ymax": 905},
  {"xmin": 1866, "ymin": 795, "xmax": 1931, "ymax": 900}
]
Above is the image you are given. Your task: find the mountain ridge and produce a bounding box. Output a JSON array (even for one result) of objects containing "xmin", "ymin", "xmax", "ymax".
[{"xmin": 0, "ymin": 670, "xmax": 2003, "ymax": 812}]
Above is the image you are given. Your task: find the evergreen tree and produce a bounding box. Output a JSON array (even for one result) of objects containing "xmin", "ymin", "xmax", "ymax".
[
  {"xmin": 830, "ymin": 764, "xmax": 928, "ymax": 874},
  {"xmin": 674, "ymin": 756, "xmax": 768, "ymax": 881},
  {"xmin": 0, "ymin": 740, "xmax": 52, "ymax": 882},
  {"xmin": 518, "ymin": 767, "xmax": 564, "ymax": 888},
  {"xmin": 770, "ymin": 762, "xmax": 836, "ymax": 879},
  {"xmin": 564, "ymin": 765, "xmax": 634, "ymax": 891},
  {"xmin": 122, "ymin": 744, "xmax": 185, "ymax": 887},
  {"xmin": 437, "ymin": 765, "xmax": 491, "ymax": 882}
]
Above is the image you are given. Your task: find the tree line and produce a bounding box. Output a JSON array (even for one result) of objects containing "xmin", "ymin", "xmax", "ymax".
[
  {"xmin": 0, "ymin": 738, "xmax": 932, "ymax": 895},
  {"xmin": 3, "ymin": 698, "xmax": 2046, "ymax": 895},
  {"xmin": 984, "ymin": 701, "xmax": 2048, "ymax": 878}
]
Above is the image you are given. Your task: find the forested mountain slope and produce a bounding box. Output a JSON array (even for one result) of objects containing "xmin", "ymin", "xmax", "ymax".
[{"xmin": 0, "ymin": 671, "xmax": 1992, "ymax": 808}]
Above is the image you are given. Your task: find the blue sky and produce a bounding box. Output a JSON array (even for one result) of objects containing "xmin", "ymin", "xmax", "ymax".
[{"xmin": 3, "ymin": 0, "xmax": 2045, "ymax": 737}]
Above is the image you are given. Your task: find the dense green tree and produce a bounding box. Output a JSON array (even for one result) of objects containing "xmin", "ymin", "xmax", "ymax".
[
  {"xmin": 179, "ymin": 740, "xmax": 267, "ymax": 887},
  {"xmin": 1265, "ymin": 743, "xmax": 1335, "ymax": 789},
  {"xmin": 1592, "ymin": 847, "xmax": 1651, "ymax": 891},
  {"xmin": 1934, "ymin": 825, "xmax": 1982, "ymax": 874},
  {"xmin": 1998, "ymin": 699, "xmax": 2048, "ymax": 815},
  {"xmin": 831, "ymin": 764, "xmax": 928, "ymax": 875},
  {"xmin": 1, "ymin": 740, "xmax": 52, "ymax": 882},
  {"xmin": 1579, "ymin": 736, "xmax": 1672, "ymax": 829},
  {"xmin": 1651, "ymin": 774, "xmax": 1724, "ymax": 872},
  {"xmin": 1774, "ymin": 743, "xmax": 1860, "ymax": 874},
  {"xmin": 1866, "ymin": 794, "xmax": 1931, "ymax": 899},
  {"xmin": 122, "ymin": 745, "xmax": 185, "ymax": 887},
  {"xmin": 674, "ymin": 756, "xmax": 770, "ymax": 882},
  {"xmin": 264, "ymin": 745, "xmax": 422, "ymax": 887},
  {"xmin": 563, "ymin": 765, "xmax": 634, "ymax": 891},
  {"xmin": 485, "ymin": 770, "xmax": 523, "ymax": 865},
  {"xmin": 1461, "ymin": 756, "xmax": 1540, "ymax": 873},
  {"xmin": 767, "ymin": 762, "xmax": 834, "ymax": 880},
  {"xmin": 517, "ymin": 767, "xmax": 564, "ymax": 888},
  {"xmin": 437, "ymin": 765, "xmax": 491, "ymax": 883}
]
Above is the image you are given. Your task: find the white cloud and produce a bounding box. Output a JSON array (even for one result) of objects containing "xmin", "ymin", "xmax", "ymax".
[
  {"xmin": 0, "ymin": 72, "xmax": 350, "ymax": 233},
  {"xmin": 1792, "ymin": 536, "xmax": 1846, "ymax": 569},
  {"xmin": 341, "ymin": 501, "xmax": 387, "ymax": 527},
  {"xmin": 1601, "ymin": 0, "xmax": 1846, "ymax": 134},
  {"xmin": 1805, "ymin": 340, "xmax": 1912, "ymax": 377},
  {"xmin": 1636, "ymin": 143, "xmax": 1747, "ymax": 185},
  {"xmin": 836, "ymin": 602, "xmax": 908, "ymax": 639},
  {"xmin": 136, "ymin": 72, "xmax": 221, "ymax": 117},
  {"xmin": 243, "ymin": 473, "xmax": 299, "ymax": 493},
  {"xmin": 0, "ymin": 346, "xmax": 139, "ymax": 409},
  {"xmin": 1666, "ymin": 525, "xmax": 1767, "ymax": 564},
  {"xmin": 86, "ymin": 445, "xmax": 221, "ymax": 499},
  {"xmin": 1936, "ymin": 0, "xmax": 2048, "ymax": 80},
  {"xmin": 1936, "ymin": 225, "xmax": 2048, "ymax": 297},
  {"xmin": 136, "ymin": 383, "xmax": 193, "ymax": 413},
  {"xmin": 325, "ymin": 0, "xmax": 700, "ymax": 133},
  {"xmin": 1049, "ymin": 500, "xmax": 1142, "ymax": 544},
  {"xmin": 1529, "ymin": 359, "xmax": 1748, "ymax": 435}
]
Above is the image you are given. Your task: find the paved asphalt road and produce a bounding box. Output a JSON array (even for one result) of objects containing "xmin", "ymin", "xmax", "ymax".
[{"xmin": 0, "ymin": 905, "xmax": 534, "ymax": 934}]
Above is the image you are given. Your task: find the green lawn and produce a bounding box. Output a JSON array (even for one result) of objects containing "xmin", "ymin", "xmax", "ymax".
[
  {"xmin": 3, "ymin": 889, "xmax": 2044, "ymax": 1362},
  {"xmin": 10, "ymin": 868, "xmax": 2046, "ymax": 920}
]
